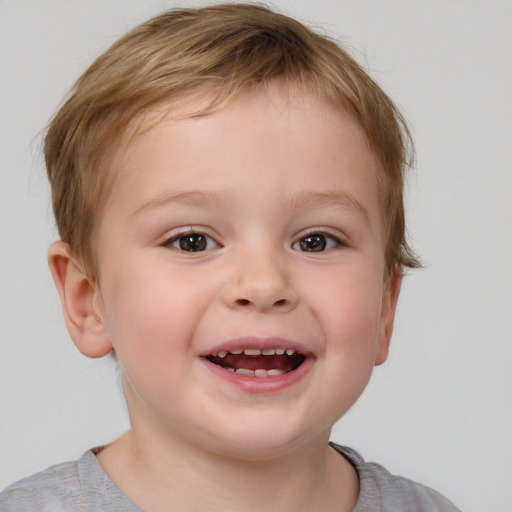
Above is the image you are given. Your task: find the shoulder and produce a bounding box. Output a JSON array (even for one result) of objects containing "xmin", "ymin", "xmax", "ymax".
[
  {"xmin": 0, "ymin": 457, "xmax": 83, "ymax": 512},
  {"xmin": 0, "ymin": 450, "xmax": 141, "ymax": 512},
  {"xmin": 331, "ymin": 443, "xmax": 461, "ymax": 512}
]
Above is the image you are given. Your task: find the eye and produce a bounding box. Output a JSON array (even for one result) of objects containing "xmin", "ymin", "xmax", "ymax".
[
  {"xmin": 166, "ymin": 232, "xmax": 219, "ymax": 252},
  {"xmin": 293, "ymin": 232, "xmax": 340, "ymax": 252}
]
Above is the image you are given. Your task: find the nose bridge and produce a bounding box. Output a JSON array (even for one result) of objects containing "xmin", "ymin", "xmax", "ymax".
[{"xmin": 223, "ymin": 241, "xmax": 298, "ymax": 313}]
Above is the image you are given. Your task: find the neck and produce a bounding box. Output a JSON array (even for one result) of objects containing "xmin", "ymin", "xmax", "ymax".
[{"xmin": 97, "ymin": 429, "xmax": 359, "ymax": 512}]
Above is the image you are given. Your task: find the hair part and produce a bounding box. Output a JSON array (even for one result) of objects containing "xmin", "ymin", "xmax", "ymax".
[{"xmin": 45, "ymin": 2, "xmax": 420, "ymax": 278}]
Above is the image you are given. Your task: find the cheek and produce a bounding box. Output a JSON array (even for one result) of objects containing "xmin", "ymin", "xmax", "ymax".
[
  {"xmin": 101, "ymin": 262, "xmax": 213, "ymax": 382},
  {"xmin": 313, "ymin": 278, "xmax": 383, "ymax": 422},
  {"xmin": 310, "ymin": 266, "xmax": 382, "ymax": 335},
  {"xmin": 306, "ymin": 267, "xmax": 384, "ymax": 378}
]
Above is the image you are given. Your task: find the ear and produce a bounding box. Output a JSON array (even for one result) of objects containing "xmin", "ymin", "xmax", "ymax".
[
  {"xmin": 374, "ymin": 270, "xmax": 403, "ymax": 366},
  {"xmin": 48, "ymin": 241, "xmax": 113, "ymax": 358}
]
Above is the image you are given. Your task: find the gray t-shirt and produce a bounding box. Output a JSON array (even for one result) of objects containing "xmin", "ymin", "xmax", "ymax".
[{"xmin": 0, "ymin": 444, "xmax": 460, "ymax": 511}]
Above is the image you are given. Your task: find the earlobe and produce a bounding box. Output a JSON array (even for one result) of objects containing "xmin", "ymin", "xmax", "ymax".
[
  {"xmin": 48, "ymin": 241, "xmax": 113, "ymax": 358},
  {"xmin": 374, "ymin": 270, "xmax": 403, "ymax": 366}
]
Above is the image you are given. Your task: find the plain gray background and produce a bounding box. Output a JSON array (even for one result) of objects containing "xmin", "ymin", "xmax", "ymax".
[{"xmin": 1, "ymin": 1, "xmax": 511, "ymax": 510}]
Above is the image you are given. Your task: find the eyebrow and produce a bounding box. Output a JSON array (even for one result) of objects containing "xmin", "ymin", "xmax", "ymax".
[
  {"xmin": 133, "ymin": 189, "xmax": 233, "ymax": 215},
  {"xmin": 133, "ymin": 188, "xmax": 371, "ymax": 226},
  {"xmin": 287, "ymin": 190, "xmax": 372, "ymax": 227}
]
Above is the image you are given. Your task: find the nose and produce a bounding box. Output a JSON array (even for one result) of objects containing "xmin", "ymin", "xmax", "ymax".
[{"xmin": 222, "ymin": 250, "xmax": 299, "ymax": 313}]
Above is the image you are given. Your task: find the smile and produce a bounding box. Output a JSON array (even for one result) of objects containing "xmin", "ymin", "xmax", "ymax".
[{"xmin": 205, "ymin": 347, "xmax": 307, "ymax": 378}]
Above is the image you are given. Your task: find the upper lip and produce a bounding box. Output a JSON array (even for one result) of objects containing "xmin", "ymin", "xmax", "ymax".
[{"xmin": 198, "ymin": 336, "xmax": 314, "ymax": 358}]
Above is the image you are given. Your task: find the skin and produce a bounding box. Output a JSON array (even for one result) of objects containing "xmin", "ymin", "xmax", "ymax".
[{"xmin": 49, "ymin": 85, "xmax": 401, "ymax": 511}]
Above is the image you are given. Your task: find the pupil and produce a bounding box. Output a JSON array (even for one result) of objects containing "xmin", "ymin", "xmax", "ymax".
[
  {"xmin": 300, "ymin": 235, "xmax": 326, "ymax": 252},
  {"xmin": 179, "ymin": 234, "xmax": 207, "ymax": 252}
]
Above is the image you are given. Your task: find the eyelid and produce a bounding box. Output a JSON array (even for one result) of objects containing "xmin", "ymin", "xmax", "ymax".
[
  {"xmin": 291, "ymin": 229, "xmax": 347, "ymax": 252},
  {"xmin": 295, "ymin": 228, "xmax": 345, "ymax": 243},
  {"xmin": 160, "ymin": 226, "xmax": 222, "ymax": 249}
]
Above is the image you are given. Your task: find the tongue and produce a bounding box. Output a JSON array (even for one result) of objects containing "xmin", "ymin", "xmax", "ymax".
[
  {"xmin": 226, "ymin": 354, "xmax": 289, "ymax": 371},
  {"xmin": 208, "ymin": 353, "xmax": 304, "ymax": 372}
]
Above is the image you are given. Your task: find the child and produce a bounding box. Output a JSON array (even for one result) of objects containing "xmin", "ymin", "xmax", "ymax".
[{"xmin": 0, "ymin": 3, "xmax": 461, "ymax": 511}]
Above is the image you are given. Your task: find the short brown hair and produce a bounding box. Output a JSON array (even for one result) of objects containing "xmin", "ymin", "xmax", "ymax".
[{"xmin": 44, "ymin": 2, "xmax": 420, "ymax": 278}]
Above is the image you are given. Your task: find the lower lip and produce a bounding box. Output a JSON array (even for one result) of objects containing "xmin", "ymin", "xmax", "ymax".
[{"xmin": 200, "ymin": 357, "xmax": 314, "ymax": 394}]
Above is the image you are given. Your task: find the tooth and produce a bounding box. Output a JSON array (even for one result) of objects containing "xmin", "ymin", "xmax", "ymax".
[
  {"xmin": 261, "ymin": 348, "xmax": 276, "ymax": 355},
  {"xmin": 244, "ymin": 348, "xmax": 261, "ymax": 356},
  {"xmin": 285, "ymin": 349, "xmax": 295, "ymax": 355},
  {"xmin": 275, "ymin": 348, "xmax": 285, "ymax": 355},
  {"xmin": 230, "ymin": 349, "xmax": 243, "ymax": 355},
  {"xmin": 217, "ymin": 351, "xmax": 228, "ymax": 358},
  {"xmin": 267, "ymin": 369, "xmax": 285, "ymax": 376},
  {"xmin": 254, "ymin": 369, "xmax": 268, "ymax": 377},
  {"xmin": 235, "ymin": 368, "xmax": 255, "ymax": 376},
  {"xmin": 221, "ymin": 366, "xmax": 235, "ymax": 372}
]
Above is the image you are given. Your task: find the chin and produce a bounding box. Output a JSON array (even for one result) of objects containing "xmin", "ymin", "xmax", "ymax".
[{"xmin": 204, "ymin": 422, "xmax": 326, "ymax": 462}]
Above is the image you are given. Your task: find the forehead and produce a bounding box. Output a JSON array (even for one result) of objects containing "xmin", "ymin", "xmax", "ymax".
[{"xmin": 105, "ymin": 85, "xmax": 381, "ymax": 225}]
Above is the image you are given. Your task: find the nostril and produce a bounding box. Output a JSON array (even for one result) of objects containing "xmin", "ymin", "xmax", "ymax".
[{"xmin": 235, "ymin": 298, "xmax": 288, "ymax": 308}]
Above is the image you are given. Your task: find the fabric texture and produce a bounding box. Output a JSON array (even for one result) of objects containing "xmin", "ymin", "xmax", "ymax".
[
  {"xmin": 0, "ymin": 444, "xmax": 460, "ymax": 511},
  {"xmin": 331, "ymin": 444, "xmax": 460, "ymax": 511}
]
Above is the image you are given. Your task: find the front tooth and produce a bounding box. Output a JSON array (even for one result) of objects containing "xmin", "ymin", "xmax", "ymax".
[
  {"xmin": 262, "ymin": 348, "xmax": 276, "ymax": 355},
  {"xmin": 217, "ymin": 350, "xmax": 228, "ymax": 358},
  {"xmin": 285, "ymin": 349, "xmax": 295, "ymax": 355},
  {"xmin": 254, "ymin": 369, "xmax": 268, "ymax": 377},
  {"xmin": 230, "ymin": 348, "xmax": 243, "ymax": 355},
  {"xmin": 275, "ymin": 348, "xmax": 285, "ymax": 355},
  {"xmin": 267, "ymin": 369, "xmax": 285, "ymax": 376},
  {"xmin": 235, "ymin": 368, "xmax": 255, "ymax": 376},
  {"xmin": 221, "ymin": 366, "xmax": 235, "ymax": 372},
  {"xmin": 244, "ymin": 348, "xmax": 261, "ymax": 356}
]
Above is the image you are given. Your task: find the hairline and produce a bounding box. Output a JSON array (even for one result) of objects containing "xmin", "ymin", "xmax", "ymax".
[{"xmin": 87, "ymin": 79, "xmax": 392, "ymax": 280}]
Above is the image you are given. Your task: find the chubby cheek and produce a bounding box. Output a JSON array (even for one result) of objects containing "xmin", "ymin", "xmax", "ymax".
[
  {"xmin": 100, "ymin": 260, "xmax": 212, "ymax": 401},
  {"xmin": 307, "ymin": 268, "xmax": 384, "ymax": 406}
]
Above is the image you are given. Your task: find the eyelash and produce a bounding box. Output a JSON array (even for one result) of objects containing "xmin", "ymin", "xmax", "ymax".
[
  {"xmin": 162, "ymin": 229, "xmax": 220, "ymax": 252},
  {"xmin": 292, "ymin": 231, "xmax": 344, "ymax": 253},
  {"xmin": 162, "ymin": 228, "xmax": 344, "ymax": 254}
]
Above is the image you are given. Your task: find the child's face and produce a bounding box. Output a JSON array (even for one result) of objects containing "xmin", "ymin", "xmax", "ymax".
[{"xmin": 92, "ymin": 86, "xmax": 400, "ymax": 459}]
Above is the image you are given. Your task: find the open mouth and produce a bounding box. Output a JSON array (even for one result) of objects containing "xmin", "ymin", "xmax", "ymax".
[{"xmin": 205, "ymin": 348, "xmax": 306, "ymax": 378}]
